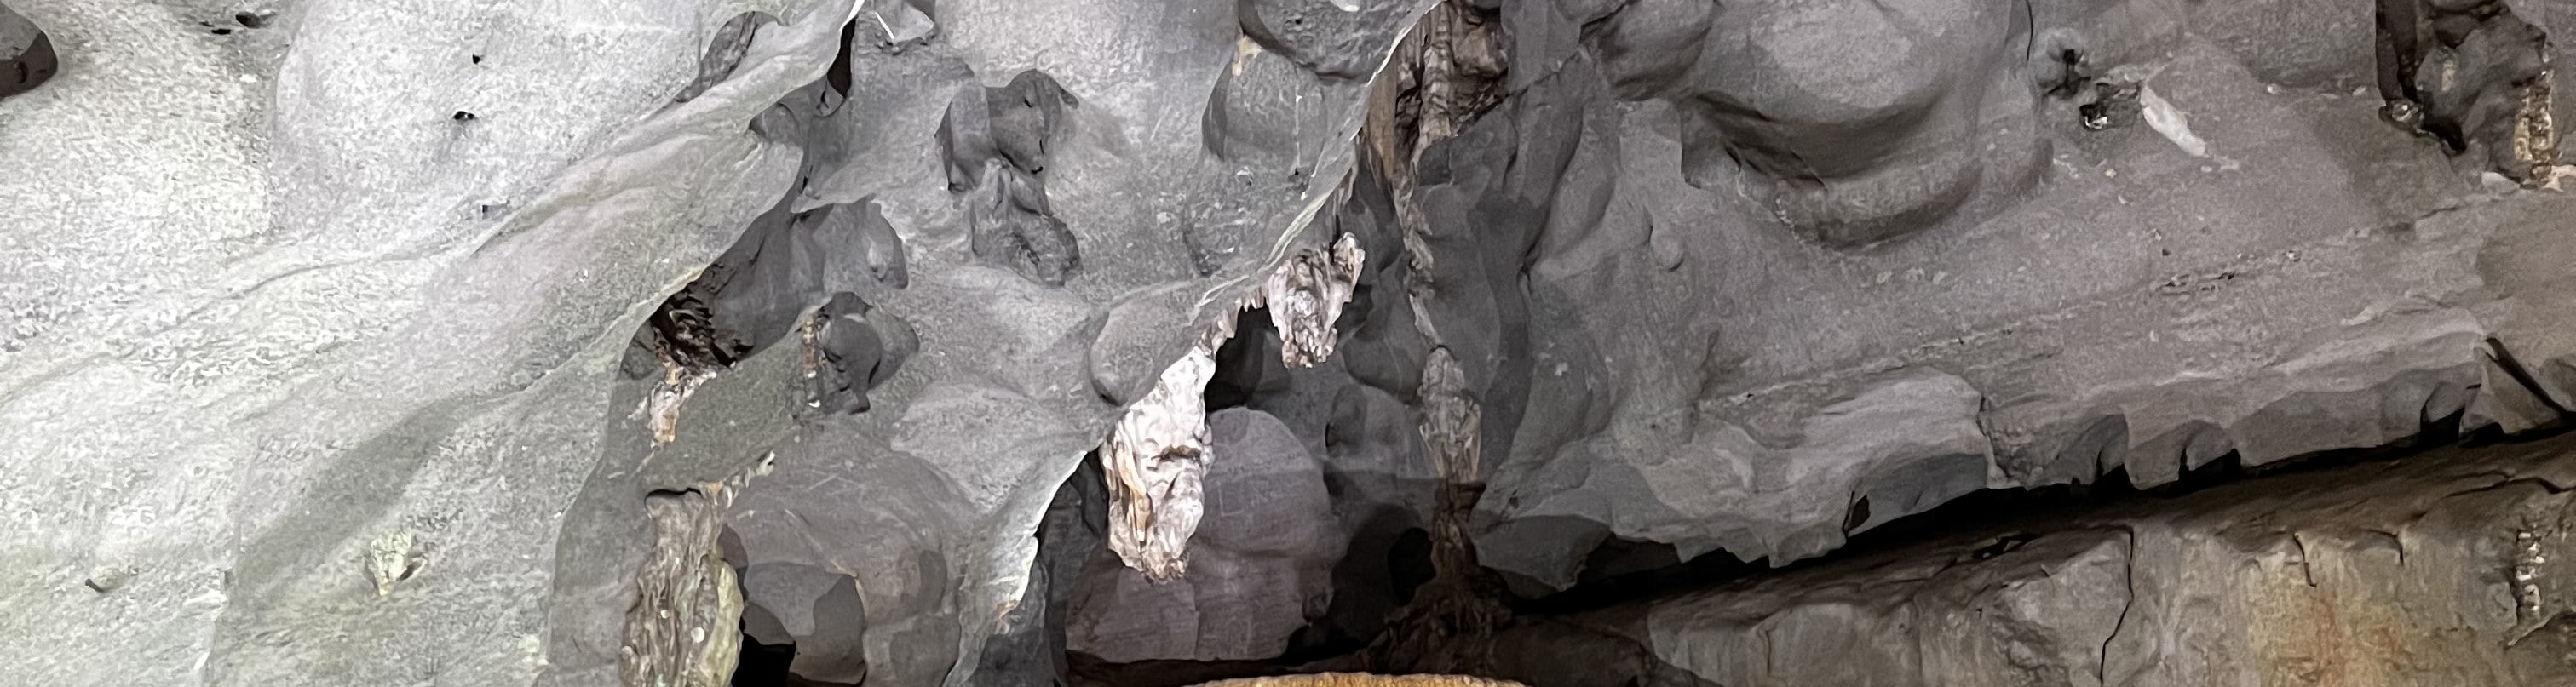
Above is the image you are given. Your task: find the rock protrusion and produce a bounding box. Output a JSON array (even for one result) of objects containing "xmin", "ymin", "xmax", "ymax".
[
  {"xmin": 1101, "ymin": 346, "xmax": 1219, "ymax": 581},
  {"xmin": 1068, "ymin": 409, "xmax": 1342, "ymax": 661},
  {"xmin": 621, "ymin": 489, "xmax": 744, "ymax": 687},
  {"xmin": 2378, "ymin": 0, "xmax": 2560, "ymax": 183},
  {"xmin": 1257, "ymin": 233, "xmax": 1366, "ymax": 367},
  {"xmin": 802, "ymin": 291, "xmax": 914, "ymax": 415},
  {"xmin": 942, "ymin": 70, "xmax": 1085, "ymax": 285}
]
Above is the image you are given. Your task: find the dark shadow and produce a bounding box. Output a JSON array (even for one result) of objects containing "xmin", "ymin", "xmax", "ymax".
[
  {"xmin": 1204, "ymin": 307, "xmax": 1279, "ymax": 411},
  {"xmin": 731, "ymin": 636, "xmax": 800, "ymax": 685},
  {"xmin": 3, "ymin": 4, "xmax": 56, "ymax": 100},
  {"xmin": 1512, "ymin": 538, "xmax": 1759, "ymax": 616},
  {"xmin": 825, "ymin": 18, "xmax": 858, "ymax": 101},
  {"xmin": 730, "ymin": 634, "xmax": 861, "ymax": 687},
  {"xmin": 2169, "ymin": 449, "xmax": 2245, "ymax": 495}
]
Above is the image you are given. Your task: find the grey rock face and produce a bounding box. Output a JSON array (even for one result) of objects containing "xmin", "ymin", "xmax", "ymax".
[
  {"xmin": 944, "ymin": 69, "xmax": 1084, "ymax": 285},
  {"xmin": 1, "ymin": 0, "xmax": 1411, "ymax": 683},
  {"xmin": 1480, "ymin": 369, "xmax": 2001, "ymax": 591},
  {"xmin": 13, "ymin": 0, "xmax": 2576, "ymax": 684},
  {"xmin": 1573, "ymin": 0, "xmax": 2047, "ymax": 246},
  {"xmin": 1568, "ymin": 436, "xmax": 2576, "ymax": 687},
  {"xmin": 1067, "ymin": 408, "xmax": 1343, "ymax": 662},
  {"xmin": 1458, "ymin": 0, "xmax": 2576, "ymax": 598}
]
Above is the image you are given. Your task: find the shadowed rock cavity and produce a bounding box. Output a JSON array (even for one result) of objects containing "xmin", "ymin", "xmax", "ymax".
[
  {"xmin": 628, "ymin": 186, "xmax": 914, "ymax": 438},
  {"xmin": 1, "ymin": 4, "xmax": 50, "ymax": 100},
  {"xmin": 1548, "ymin": 436, "xmax": 2576, "ymax": 687}
]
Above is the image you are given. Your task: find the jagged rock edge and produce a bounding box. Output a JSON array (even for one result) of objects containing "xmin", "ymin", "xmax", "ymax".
[
  {"xmin": 1084, "ymin": 0, "xmax": 1436, "ymax": 584},
  {"xmin": 500, "ymin": 1, "xmax": 862, "ymax": 682},
  {"xmin": 947, "ymin": 8, "xmax": 1433, "ymax": 678},
  {"xmin": 1103, "ymin": 235, "xmax": 1366, "ymax": 580},
  {"xmin": 1642, "ymin": 317, "xmax": 2575, "ymax": 577}
]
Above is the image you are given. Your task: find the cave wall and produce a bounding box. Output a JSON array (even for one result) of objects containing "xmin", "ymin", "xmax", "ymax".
[
  {"xmin": 0, "ymin": 0, "xmax": 1412, "ymax": 684},
  {"xmin": 1070, "ymin": 0, "xmax": 2576, "ymax": 678},
  {"xmin": 1552, "ymin": 435, "xmax": 2576, "ymax": 686},
  {"xmin": 9, "ymin": 0, "xmax": 2576, "ymax": 684}
]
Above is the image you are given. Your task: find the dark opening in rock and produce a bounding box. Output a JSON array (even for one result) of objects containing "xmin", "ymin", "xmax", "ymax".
[
  {"xmin": 732, "ymin": 636, "xmax": 860, "ymax": 687},
  {"xmin": 826, "ymin": 18, "xmax": 858, "ymax": 100},
  {"xmin": 1841, "ymin": 495, "xmax": 1872, "ymax": 534},
  {"xmin": 1385, "ymin": 526, "xmax": 1435, "ymax": 607},
  {"xmin": 2, "ymin": 3, "xmax": 58, "ymax": 100},
  {"xmin": 1205, "ymin": 308, "xmax": 1280, "ymax": 411},
  {"xmin": 2171, "ymin": 449, "xmax": 2246, "ymax": 494},
  {"xmin": 731, "ymin": 636, "xmax": 799, "ymax": 685}
]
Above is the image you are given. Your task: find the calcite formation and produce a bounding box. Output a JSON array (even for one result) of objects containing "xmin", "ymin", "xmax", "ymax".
[{"xmin": 1102, "ymin": 345, "xmax": 1220, "ymax": 581}]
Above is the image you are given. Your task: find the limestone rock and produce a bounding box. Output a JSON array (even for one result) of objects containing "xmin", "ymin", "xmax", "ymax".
[
  {"xmin": 1575, "ymin": 436, "xmax": 2576, "ymax": 687},
  {"xmin": 14, "ymin": 0, "xmax": 2576, "ymax": 684},
  {"xmin": 1069, "ymin": 408, "xmax": 1343, "ymax": 662}
]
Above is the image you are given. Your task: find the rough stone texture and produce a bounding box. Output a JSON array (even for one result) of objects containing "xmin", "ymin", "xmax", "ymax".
[
  {"xmin": 1566, "ymin": 434, "xmax": 2576, "ymax": 687},
  {"xmin": 0, "ymin": 0, "xmax": 1419, "ymax": 684},
  {"xmin": 1456, "ymin": 0, "xmax": 2576, "ymax": 596},
  {"xmin": 1101, "ymin": 345, "xmax": 1221, "ymax": 581},
  {"xmin": 1482, "ymin": 369, "xmax": 2002, "ymax": 590},
  {"xmin": 14, "ymin": 0, "xmax": 2576, "ymax": 684},
  {"xmin": 2, "ymin": 2, "xmax": 855, "ymax": 684},
  {"xmin": 624, "ymin": 489, "xmax": 744, "ymax": 687},
  {"xmin": 1069, "ymin": 408, "xmax": 1343, "ymax": 662}
]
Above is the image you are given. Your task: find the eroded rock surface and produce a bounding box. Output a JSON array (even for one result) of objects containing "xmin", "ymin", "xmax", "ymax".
[
  {"xmin": 1070, "ymin": 408, "xmax": 1343, "ymax": 662},
  {"xmin": 13, "ymin": 0, "xmax": 2576, "ymax": 684},
  {"xmin": 1562, "ymin": 435, "xmax": 2576, "ymax": 687}
]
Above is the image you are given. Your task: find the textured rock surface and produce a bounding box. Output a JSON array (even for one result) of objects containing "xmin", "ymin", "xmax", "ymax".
[
  {"xmin": 1458, "ymin": 0, "xmax": 2576, "ymax": 595},
  {"xmin": 1069, "ymin": 408, "xmax": 1343, "ymax": 662},
  {"xmin": 0, "ymin": 0, "xmax": 1413, "ymax": 684},
  {"xmin": 2, "ymin": 2, "xmax": 860, "ymax": 684},
  {"xmin": 1566, "ymin": 434, "xmax": 2576, "ymax": 687},
  {"xmin": 12, "ymin": 0, "xmax": 2576, "ymax": 684}
]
